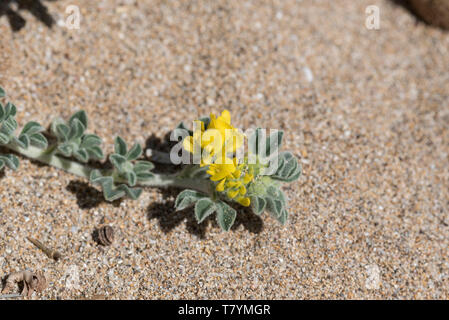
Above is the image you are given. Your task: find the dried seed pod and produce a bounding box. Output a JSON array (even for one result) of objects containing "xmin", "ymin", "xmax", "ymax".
[
  {"xmin": 2, "ymin": 270, "xmax": 47, "ymax": 298},
  {"xmin": 96, "ymin": 225, "xmax": 114, "ymax": 246}
]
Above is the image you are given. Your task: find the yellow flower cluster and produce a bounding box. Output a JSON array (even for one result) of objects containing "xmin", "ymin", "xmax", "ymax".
[{"xmin": 182, "ymin": 110, "xmax": 254, "ymax": 206}]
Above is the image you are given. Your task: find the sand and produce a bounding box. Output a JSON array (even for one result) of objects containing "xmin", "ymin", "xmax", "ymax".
[{"xmin": 0, "ymin": 0, "xmax": 448, "ymax": 299}]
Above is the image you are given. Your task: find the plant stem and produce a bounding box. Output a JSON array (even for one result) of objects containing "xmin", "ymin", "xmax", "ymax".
[
  {"xmin": 7, "ymin": 144, "xmax": 92, "ymax": 178},
  {"xmin": 7, "ymin": 144, "xmax": 212, "ymax": 195}
]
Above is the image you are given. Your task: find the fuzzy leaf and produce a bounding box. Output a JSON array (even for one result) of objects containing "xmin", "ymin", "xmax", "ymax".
[
  {"xmin": 265, "ymin": 196, "xmax": 284, "ymax": 218},
  {"xmin": 135, "ymin": 172, "xmax": 154, "ymax": 181},
  {"xmin": 5, "ymin": 103, "xmax": 16, "ymax": 118},
  {"xmin": 198, "ymin": 116, "xmax": 211, "ymax": 129},
  {"xmin": 216, "ymin": 201, "xmax": 237, "ymax": 231},
  {"xmin": 0, "ymin": 103, "xmax": 4, "ymax": 121},
  {"xmin": 272, "ymin": 152, "xmax": 301, "ymax": 182},
  {"xmin": 68, "ymin": 118, "xmax": 85, "ymax": 140},
  {"xmin": 1, "ymin": 117, "xmax": 18, "ymax": 135},
  {"xmin": 277, "ymin": 209, "xmax": 289, "ymax": 225},
  {"xmin": 126, "ymin": 143, "xmax": 142, "ymax": 161},
  {"xmin": 174, "ymin": 189, "xmax": 206, "ymax": 210},
  {"xmin": 90, "ymin": 171, "xmax": 125, "ymax": 201},
  {"xmin": 133, "ymin": 160, "xmax": 154, "ymax": 173},
  {"xmin": 266, "ymin": 130, "xmax": 283, "ymax": 156},
  {"xmin": 250, "ymin": 196, "xmax": 266, "ymax": 215},
  {"xmin": 74, "ymin": 148, "xmax": 89, "ymax": 163},
  {"xmin": 21, "ymin": 121, "xmax": 44, "ymax": 136},
  {"xmin": 29, "ymin": 133, "xmax": 48, "ymax": 149},
  {"xmin": 194, "ymin": 198, "xmax": 216, "ymax": 223},
  {"xmin": 175, "ymin": 122, "xmax": 193, "ymax": 136},
  {"xmin": 117, "ymin": 185, "xmax": 143, "ymax": 200},
  {"xmin": 0, "ymin": 154, "xmax": 19, "ymax": 170},
  {"xmin": 0, "ymin": 132, "xmax": 9, "ymax": 145},
  {"xmin": 81, "ymin": 134, "xmax": 102, "ymax": 149},
  {"xmin": 69, "ymin": 110, "xmax": 88, "ymax": 128},
  {"xmin": 248, "ymin": 127, "xmax": 264, "ymax": 155},
  {"xmin": 57, "ymin": 143, "xmax": 73, "ymax": 157},
  {"xmin": 56, "ymin": 123, "xmax": 70, "ymax": 141},
  {"xmin": 0, "ymin": 159, "xmax": 4, "ymax": 170},
  {"xmin": 114, "ymin": 136, "xmax": 127, "ymax": 156},
  {"xmin": 103, "ymin": 187, "xmax": 126, "ymax": 201},
  {"xmin": 109, "ymin": 154, "xmax": 127, "ymax": 172},
  {"xmin": 12, "ymin": 136, "xmax": 28, "ymax": 149},
  {"xmin": 124, "ymin": 171, "xmax": 137, "ymax": 186},
  {"xmin": 86, "ymin": 146, "xmax": 104, "ymax": 159},
  {"xmin": 0, "ymin": 87, "xmax": 5, "ymax": 98}
]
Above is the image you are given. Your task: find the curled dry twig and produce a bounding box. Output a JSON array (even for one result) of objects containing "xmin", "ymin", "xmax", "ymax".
[{"xmin": 1, "ymin": 270, "xmax": 47, "ymax": 298}]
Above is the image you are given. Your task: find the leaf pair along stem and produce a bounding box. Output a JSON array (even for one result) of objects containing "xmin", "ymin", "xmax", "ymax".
[{"xmin": 6, "ymin": 143, "xmax": 212, "ymax": 196}]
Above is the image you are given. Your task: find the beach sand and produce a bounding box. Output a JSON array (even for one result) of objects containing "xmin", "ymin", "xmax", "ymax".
[{"xmin": 0, "ymin": 0, "xmax": 448, "ymax": 299}]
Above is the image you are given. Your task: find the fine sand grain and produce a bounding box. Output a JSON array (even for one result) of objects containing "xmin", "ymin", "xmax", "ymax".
[{"xmin": 0, "ymin": 0, "xmax": 448, "ymax": 299}]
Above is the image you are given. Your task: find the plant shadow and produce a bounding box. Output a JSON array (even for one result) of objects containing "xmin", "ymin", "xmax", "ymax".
[
  {"xmin": 389, "ymin": 0, "xmax": 447, "ymax": 29},
  {"xmin": 0, "ymin": 0, "xmax": 57, "ymax": 32},
  {"xmin": 147, "ymin": 187, "xmax": 264, "ymax": 239},
  {"xmin": 66, "ymin": 180, "xmax": 122, "ymax": 209}
]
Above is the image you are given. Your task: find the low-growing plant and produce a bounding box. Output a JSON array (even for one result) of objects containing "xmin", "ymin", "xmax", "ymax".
[{"xmin": 0, "ymin": 86, "xmax": 301, "ymax": 231}]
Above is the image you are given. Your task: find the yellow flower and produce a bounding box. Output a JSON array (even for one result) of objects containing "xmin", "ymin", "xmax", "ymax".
[
  {"xmin": 206, "ymin": 157, "xmax": 237, "ymax": 182},
  {"xmin": 181, "ymin": 110, "xmax": 255, "ymax": 207},
  {"xmin": 182, "ymin": 110, "xmax": 243, "ymax": 162},
  {"xmin": 236, "ymin": 197, "xmax": 250, "ymax": 207}
]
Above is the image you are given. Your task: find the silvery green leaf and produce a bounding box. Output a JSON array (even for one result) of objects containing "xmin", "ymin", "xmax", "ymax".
[
  {"xmin": 0, "ymin": 154, "xmax": 19, "ymax": 170},
  {"xmin": 68, "ymin": 118, "xmax": 85, "ymax": 140},
  {"xmin": 248, "ymin": 127, "xmax": 266, "ymax": 155},
  {"xmin": 194, "ymin": 198, "xmax": 216, "ymax": 223},
  {"xmin": 265, "ymin": 196, "xmax": 284, "ymax": 218},
  {"xmin": 86, "ymin": 146, "xmax": 103, "ymax": 159},
  {"xmin": 0, "ymin": 132, "xmax": 10, "ymax": 145},
  {"xmin": 21, "ymin": 121, "xmax": 44, "ymax": 136},
  {"xmin": 89, "ymin": 169, "xmax": 103, "ymax": 181},
  {"xmin": 118, "ymin": 185, "xmax": 142, "ymax": 200},
  {"xmin": 90, "ymin": 171, "xmax": 125, "ymax": 201},
  {"xmin": 29, "ymin": 133, "xmax": 48, "ymax": 149},
  {"xmin": 0, "ymin": 87, "xmax": 5, "ymax": 98},
  {"xmin": 124, "ymin": 171, "xmax": 137, "ymax": 186},
  {"xmin": 114, "ymin": 136, "xmax": 127, "ymax": 156},
  {"xmin": 56, "ymin": 123, "xmax": 70, "ymax": 141},
  {"xmin": 74, "ymin": 148, "xmax": 89, "ymax": 163},
  {"xmin": 272, "ymin": 152, "xmax": 301, "ymax": 182},
  {"xmin": 126, "ymin": 143, "xmax": 142, "ymax": 161},
  {"xmin": 57, "ymin": 143, "xmax": 73, "ymax": 157},
  {"xmin": 250, "ymin": 196, "xmax": 266, "ymax": 215},
  {"xmin": 133, "ymin": 160, "xmax": 154, "ymax": 173},
  {"xmin": 267, "ymin": 185, "xmax": 286, "ymax": 204},
  {"xmin": 81, "ymin": 134, "xmax": 102, "ymax": 149},
  {"xmin": 175, "ymin": 122, "xmax": 193, "ymax": 136},
  {"xmin": 5, "ymin": 103, "xmax": 16, "ymax": 117},
  {"xmin": 266, "ymin": 130, "xmax": 283, "ymax": 156},
  {"xmin": 1, "ymin": 117, "xmax": 18, "ymax": 135},
  {"xmin": 277, "ymin": 209, "xmax": 289, "ymax": 225},
  {"xmin": 135, "ymin": 172, "xmax": 154, "ymax": 181},
  {"xmin": 174, "ymin": 189, "xmax": 206, "ymax": 210},
  {"xmin": 0, "ymin": 159, "xmax": 4, "ymax": 170},
  {"xmin": 109, "ymin": 153, "xmax": 127, "ymax": 172},
  {"xmin": 0, "ymin": 103, "xmax": 4, "ymax": 121},
  {"xmin": 198, "ymin": 116, "xmax": 210, "ymax": 129},
  {"xmin": 12, "ymin": 136, "xmax": 28, "ymax": 149},
  {"xmin": 69, "ymin": 110, "xmax": 88, "ymax": 128},
  {"xmin": 216, "ymin": 201, "xmax": 237, "ymax": 231}
]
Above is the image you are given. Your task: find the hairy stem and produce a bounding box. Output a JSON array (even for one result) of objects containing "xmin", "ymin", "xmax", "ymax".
[{"xmin": 7, "ymin": 144, "xmax": 212, "ymax": 195}]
